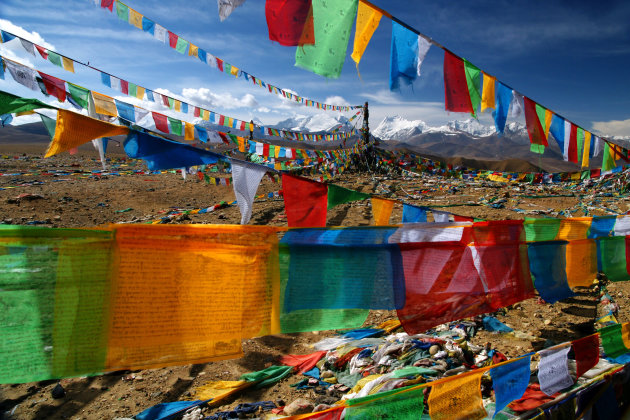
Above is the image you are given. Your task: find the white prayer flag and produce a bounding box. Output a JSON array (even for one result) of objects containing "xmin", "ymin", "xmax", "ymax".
[{"xmin": 230, "ymin": 159, "xmax": 267, "ymax": 224}]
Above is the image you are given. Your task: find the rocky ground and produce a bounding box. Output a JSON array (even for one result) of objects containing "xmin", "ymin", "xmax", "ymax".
[{"xmin": 0, "ymin": 143, "xmax": 629, "ymax": 420}]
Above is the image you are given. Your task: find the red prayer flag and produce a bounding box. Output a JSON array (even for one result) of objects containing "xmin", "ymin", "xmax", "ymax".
[
  {"xmin": 218, "ymin": 115, "xmax": 225, "ymax": 126},
  {"xmin": 266, "ymin": 0, "xmax": 315, "ymax": 46},
  {"xmin": 152, "ymin": 112, "xmax": 169, "ymax": 133},
  {"xmin": 161, "ymin": 95, "xmax": 170, "ymax": 107},
  {"xmin": 263, "ymin": 143, "xmax": 270, "ymax": 157},
  {"xmin": 523, "ymin": 97, "xmax": 548, "ymax": 147},
  {"xmin": 120, "ymin": 79, "xmax": 129, "ymax": 95},
  {"xmin": 38, "ymin": 72, "xmax": 67, "ymax": 103},
  {"xmin": 168, "ymin": 31, "xmax": 178, "ymax": 49},
  {"xmin": 100, "ymin": 0, "xmax": 114, "ymax": 11},
  {"xmin": 444, "ymin": 50, "xmax": 473, "ymax": 114},
  {"xmin": 35, "ymin": 45, "xmax": 48, "ymax": 59},
  {"xmin": 279, "ymin": 351, "xmax": 326, "ymax": 374},
  {"xmin": 194, "ymin": 107, "xmax": 200, "ymax": 117},
  {"xmin": 282, "ymin": 174, "xmax": 327, "ymax": 227},
  {"xmin": 216, "ymin": 58, "xmax": 224, "ymax": 72},
  {"xmin": 218, "ymin": 132, "xmax": 230, "ymax": 145},
  {"xmin": 568, "ymin": 123, "xmax": 578, "ymax": 163},
  {"xmin": 572, "ymin": 335, "xmax": 599, "ymax": 378}
]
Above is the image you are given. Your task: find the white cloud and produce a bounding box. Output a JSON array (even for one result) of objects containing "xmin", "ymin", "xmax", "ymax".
[
  {"xmin": 0, "ymin": 19, "xmax": 55, "ymax": 50},
  {"xmin": 324, "ymin": 95, "xmax": 349, "ymax": 106},
  {"xmin": 592, "ymin": 119, "xmax": 630, "ymax": 137},
  {"xmin": 181, "ymin": 87, "xmax": 259, "ymax": 110}
]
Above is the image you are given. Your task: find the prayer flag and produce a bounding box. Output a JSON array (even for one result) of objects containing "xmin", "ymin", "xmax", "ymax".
[
  {"xmin": 38, "ymin": 72, "xmax": 67, "ymax": 103},
  {"xmin": 61, "ymin": 57, "xmax": 75, "ymax": 73},
  {"xmin": 402, "ymin": 204, "xmax": 427, "ymax": 223},
  {"xmin": 491, "ymin": 356, "xmax": 531, "ymax": 417},
  {"xmin": 91, "ymin": 92, "xmax": 118, "ymax": 117},
  {"xmin": 444, "ymin": 51, "xmax": 473, "ymax": 114},
  {"xmin": 568, "ymin": 123, "xmax": 578, "ymax": 163},
  {"xmin": 101, "ymin": 0, "xmax": 114, "ymax": 11},
  {"xmin": 45, "ymin": 110, "xmax": 129, "ymax": 158},
  {"xmin": 295, "ymin": 0, "xmax": 358, "ymax": 79},
  {"xmin": 142, "ymin": 17, "xmax": 155, "ymax": 35},
  {"xmin": 537, "ymin": 346, "xmax": 574, "ymax": 396},
  {"xmin": 5, "ymin": 60, "xmax": 39, "ymax": 91},
  {"xmin": 527, "ymin": 241, "xmax": 574, "ymax": 303},
  {"xmin": 351, "ymin": 1, "xmax": 382, "ymax": 69},
  {"xmin": 168, "ymin": 117, "xmax": 183, "ymax": 136},
  {"xmin": 463, "ymin": 59, "xmax": 481, "ymax": 117},
  {"xmin": 481, "ymin": 73, "xmax": 496, "ymax": 112},
  {"xmin": 599, "ymin": 324, "xmax": 629, "ymax": 358},
  {"xmin": 279, "ymin": 351, "xmax": 326, "ymax": 374},
  {"xmin": 345, "ymin": 386, "xmax": 424, "ymax": 419},
  {"xmin": 115, "ymin": 1, "xmax": 129, "ymax": 21},
  {"xmin": 0, "ymin": 90, "xmax": 55, "ymax": 115},
  {"xmin": 602, "ymin": 142, "xmax": 616, "ymax": 172},
  {"xmin": 572, "ymin": 335, "xmax": 599, "ymax": 379},
  {"xmin": 371, "ymin": 198, "xmax": 395, "ymax": 226},
  {"xmin": 523, "ymin": 97, "xmax": 548, "ymax": 149},
  {"xmin": 18, "ymin": 38, "xmax": 36, "ymax": 56},
  {"xmin": 152, "ymin": 112, "xmax": 169, "ymax": 133},
  {"xmin": 416, "ymin": 36, "xmax": 431, "ymax": 77},
  {"xmin": 114, "ymin": 99, "xmax": 135, "ymax": 123},
  {"xmin": 548, "ymin": 114, "xmax": 565, "ymax": 153},
  {"xmin": 282, "ymin": 174, "xmax": 327, "ymax": 227},
  {"xmin": 184, "ymin": 122, "xmax": 194, "ymax": 141},
  {"xmin": 129, "ymin": 9, "xmax": 143, "ymax": 29},
  {"xmin": 218, "ymin": 0, "xmax": 247, "ymax": 21},
  {"xmin": 389, "ymin": 22, "xmax": 419, "ymax": 90},
  {"xmin": 493, "ymin": 81, "xmax": 512, "ymax": 134},
  {"xmin": 67, "ymin": 83, "xmax": 90, "ymax": 110},
  {"xmin": 231, "ymin": 159, "xmax": 268, "ymax": 224},
  {"xmin": 428, "ymin": 371, "xmax": 486, "ymax": 419},
  {"xmin": 327, "ymin": 184, "xmax": 369, "ymax": 210},
  {"xmin": 582, "ymin": 131, "xmax": 592, "ymax": 168},
  {"xmin": 265, "ymin": 0, "xmax": 315, "ymax": 46},
  {"xmin": 510, "ymin": 92, "xmax": 524, "ymax": 118}
]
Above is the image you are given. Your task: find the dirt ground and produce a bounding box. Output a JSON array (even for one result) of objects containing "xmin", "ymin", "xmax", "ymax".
[{"xmin": 1, "ymin": 143, "xmax": 629, "ymax": 420}]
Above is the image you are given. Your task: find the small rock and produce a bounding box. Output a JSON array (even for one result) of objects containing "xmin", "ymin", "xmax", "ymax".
[
  {"xmin": 275, "ymin": 399, "xmax": 285, "ymax": 407},
  {"xmin": 544, "ymin": 319, "xmax": 552, "ymax": 325},
  {"xmin": 429, "ymin": 345, "xmax": 440, "ymax": 356},
  {"xmin": 150, "ymin": 391, "xmax": 162, "ymax": 398},
  {"xmin": 283, "ymin": 398, "xmax": 314, "ymax": 416},
  {"xmin": 51, "ymin": 383, "xmax": 65, "ymax": 399}
]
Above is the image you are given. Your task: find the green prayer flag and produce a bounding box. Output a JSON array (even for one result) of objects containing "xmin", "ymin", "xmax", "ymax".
[
  {"xmin": 524, "ymin": 218, "xmax": 561, "ymax": 242},
  {"xmin": 40, "ymin": 114, "xmax": 56, "ymax": 138},
  {"xmin": 167, "ymin": 97, "xmax": 174, "ymax": 109},
  {"xmin": 599, "ymin": 324, "xmax": 629, "ymax": 358},
  {"xmin": 345, "ymin": 385, "xmax": 425, "ymax": 419},
  {"xmin": 602, "ymin": 142, "xmax": 615, "ymax": 172},
  {"xmin": 327, "ymin": 184, "xmax": 370, "ymax": 210},
  {"xmin": 599, "ymin": 236, "xmax": 629, "ymax": 282},
  {"xmin": 168, "ymin": 117, "xmax": 182, "ymax": 136},
  {"xmin": 175, "ymin": 37, "xmax": 189, "ymax": 54},
  {"xmin": 535, "ymin": 104, "xmax": 547, "ymax": 132},
  {"xmin": 0, "ymin": 90, "xmax": 55, "ymax": 115},
  {"xmin": 47, "ymin": 51, "xmax": 63, "ymax": 68},
  {"xmin": 67, "ymin": 83, "xmax": 90, "ymax": 110},
  {"xmin": 581, "ymin": 170, "xmax": 590, "ymax": 180},
  {"xmin": 463, "ymin": 59, "xmax": 481, "ymax": 118},
  {"xmin": 116, "ymin": 1, "xmax": 129, "ymax": 21},
  {"xmin": 576, "ymin": 127, "xmax": 584, "ymax": 162},
  {"xmin": 530, "ymin": 144, "xmax": 545, "ymax": 154},
  {"xmin": 128, "ymin": 83, "xmax": 137, "ymax": 98},
  {"xmin": 240, "ymin": 365, "xmax": 293, "ymax": 389},
  {"xmin": 295, "ymin": 0, "xmax": 358, "ymax": 79}
]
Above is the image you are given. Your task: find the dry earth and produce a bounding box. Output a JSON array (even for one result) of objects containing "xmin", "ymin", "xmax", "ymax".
[{"xmin": 0, "ymin": 142, "xmax": 629, "ymax": 419}]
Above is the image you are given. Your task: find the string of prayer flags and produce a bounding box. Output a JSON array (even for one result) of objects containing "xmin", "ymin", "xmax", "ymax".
[
  {"xmin": 402, "ymin": 204, "xmax": 427, "ymax": 223},
  {"xmin": 218, "ymin": 0, "xmax": 247, "ymax": 21},
  {"xmin": 428, "ymin": 371, "xmax": 486, "ymax": 419},
  {"xmin": 295, "ymin": 0, "xmax": 358, "ymax": 79},
  {"xmin": 230, "ymin": 159, "xmax": 269, "ymax": 225},
  {"xmin": 537, "ymin": 346, "xmax": 574, "ymax": 396},
  {"xmin": 481, "ymin": 73, "xmax": 496, "ymax": 113},
  {"xmin": 491, "ymin": 356, "xmax": 531, "ymax": 417},
  {"xmin": 281, "ymin": 174, "xmax": 327, "ymax": 227},
  {"xmin": 44, "ymin": 109, "xmax": 129, "ymax": 158},
  {"xmin": 443, "ymin": 51, "xmax": 473, "ymax": 114},
  {"xmin": 265, "ymin": 0, "xmax": 314, "ymax": 47},
  {"xmin": 598, "ymin": 324, "xmax": 629, "ymax": 359},
  {"xmin": 38, "ymin": 72, "xmax": 67, "ymax": 103},
  {"xmin": 351, "ymin": 1, "xmax": 382, "ymax": 73},
  {"xmin": 389, "ymin": 22, "xmax": 419, "ymax": 90},
  {"xmin": 572, "ymin": 335, "xmax": 600, "ymax": 379},
  {"xmin": 327, "ymin": 184, "xmax": 369, "ymax": 209},
  {"xmin": 371, "ymin": 197, "xmax": 395, "ymax": 226},
  {"xmin": 344, "ymin": 385, "xmax": 425, "ymax": 419},
  {"xmin": 93, "ymin": 4, "xmax": 358, "ymax": 112},
  {"xmin": 0, "ymin": 90, "xmax": 54, "ymax": 115},
  {"xmin": 124, "ymin": 130, "xmax": 224, "ymax": 170}
]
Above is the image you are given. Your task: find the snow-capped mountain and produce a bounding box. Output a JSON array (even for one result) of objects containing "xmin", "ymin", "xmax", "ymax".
[
  {"xmin": 373, "ymin": 116, "xmax": 526, "ymax": 141},
  {"xmin": 270, "ymin": 114, "xmax": 351, "ymax": 133}
]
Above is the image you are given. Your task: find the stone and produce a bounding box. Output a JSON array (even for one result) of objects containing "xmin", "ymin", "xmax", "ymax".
[{"xmin": 283, "ymin": 398, "xmax": 314, "ymax": 416}]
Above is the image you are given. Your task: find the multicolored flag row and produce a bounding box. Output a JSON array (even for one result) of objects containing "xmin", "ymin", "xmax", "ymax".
[
  {"xmin": 93, "ymin": 0, "xmax": 361, "ymax": 112},
  {"xmin": 0, "ymin": 30, "xmax": 358, "ymax": 143}
]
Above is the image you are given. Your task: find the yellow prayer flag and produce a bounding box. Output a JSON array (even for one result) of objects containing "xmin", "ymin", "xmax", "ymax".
[
  {"xmin": 230, "ymin": 65, "xmax": 239, "ymax": 77},
  {"xmin": 351, "ymin": 2, "xmax": 382, "ymax": 68},
  {"xmin": 481, "ymin": 73, "xmax": 496, "ymax": 112},
  {"xmin": 544, "ymin": 109, "xmax": 553, "ymax": 140},
  {"xmin": 428, "ymin": 371, "xmax": 486, "ymax": 420},
  {"xmin": 184, "ymin": 122, "xmax": 195, "ymax": 141},
  {"xmin": 61, "ymin": 57, "xmax": 75, "ymax": 73},
  {"xmin": 129, "ymin": 9, "xmax": 143, "ymax": 29},
  {"xmin": 274, "ymin": 146, "xmax": 281, "ymax": 159},
  {"xmin": 556, "ymin": 217, "xmax": 592, "ymax": 241},
  {"xmin": 237, "ymin": 136, "xmax": 245, "ymax": 153},
  {"xmin": 582, "ymin": 132, "xmax": 592, "ymax": 168},
  {"xmin": 621, "ymin": 323, "xmax": 630, "ymax": 350},
  {"xmin": 189, "ymin": 43, "xmax": 199, "ymax": 58},
  {"xmin": 193, "ymin": 380, "xmax": 252, "ymax": 405},
  {"xmin": 15, "ymin": 110, "xmax": 35, "ymax": 116},
  {"xmin": 202, "ymin": 110, "xmax": 210, "ymax": 121},
  {"xmin": 91, "ymin": 91, "xmax": 118, "ymax": 117},
  {"xmin": 225, "ymin": 117, "xmax": 233, "ymax": 127},
  {"xmin": 135, "ymin": 86, "xmax": 145, "ymax": 100},
  {"xmin": 174, "ymin": 100, "xmax": 181, "ymax": 112},
  {"xmin": 371, "ymin": 198, "xmax": 395, "ymax": 226},
  {"xmin": 274, "ymin": 163, "xmax": 282, "ymax": 171},
  {"xmin": 45, "ymin": 109, "xmax": 129, "ymax": 158},
  {"xmin": 565, "ymin": 240, "xmax": 597, "ymax": 288}
]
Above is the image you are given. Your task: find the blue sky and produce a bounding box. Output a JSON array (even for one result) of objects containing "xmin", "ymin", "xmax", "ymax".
[{"xmin": 1, "ymin": 0, "xmax": 630, "ymax": 135}]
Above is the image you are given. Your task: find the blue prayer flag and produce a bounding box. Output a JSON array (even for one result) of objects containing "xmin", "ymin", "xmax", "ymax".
[
  {"xmin": 1, "ymin": 31, "xmax": 16, "ymax": 43},
  {"xmin": 101, "ymin": 72, "xmax": 111, "ymax": 88},
  {"xmin": 402, "ymin": 204, "xmax": 427, "ymax": 223},
  {"xmin": 492, "ymin": 82, "xmax": 512, "ymax": 134},
  {"xmin": 528, "ymin": 241, "xmax": 575, "ymax": 303},
  {"xmin": 197, "ymin": 48, "xmax": 207, "ymax": 64},
  {"xmin": 389, "ymin": 21, "xmax": 418, "ymax": 90},
  {"xmin": 588, "ymin": 216, "xmax": 616, "ymax": 239},
  {"xmin": 114, "ymin": 99, "xmax": 135, "ymax": 123},
  {"xmin": 141, "ymin": 17, "xmax": 155, "ymax": 35},
  {"xmin": 194, "ymin": 125, "xmax": 208, "ymax": 143},
  {"xmin": 549, "ymin": 114, "xmax": 565, "ymax": 152},
  {"xmin": 491, "ymin": 355, "xmax": 531, "ymax": 417}
]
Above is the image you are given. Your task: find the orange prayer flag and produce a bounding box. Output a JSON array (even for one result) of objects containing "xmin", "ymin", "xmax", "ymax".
[
  {"xmin": 622, "ymin": 323, "xmax": 630, "ymax": 350},
  {"xmin": 351, "ymin": 1, "xmax": 382, "ymax": 68},
  {"xmin": 45, "ymin": 109, "xmax": 129, "ymax": 158},
  {"xmin": 480, "ymin": 73, "xmax": 496, "ymax": 112},
  {"xmin": 91, "ymin": 91, "xmax": 118, "ymax": 117},
  {"xmin": 428, "ymin": 371, "xmax": 486, "ymax": 420},
  {"xmin": 61, "ymin": 57, "xmax": 75, "ymax": 73},
  {"xmin": 184, "ymin": 122, "xmax": 195, "ymax": 141},
  {"xmin": 129, "ymin": 8, "xmax": 143, "ymax": 29},
  {"xmin": 371, "ymin": 197, "xmax": 395, "ymax": 226}
]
